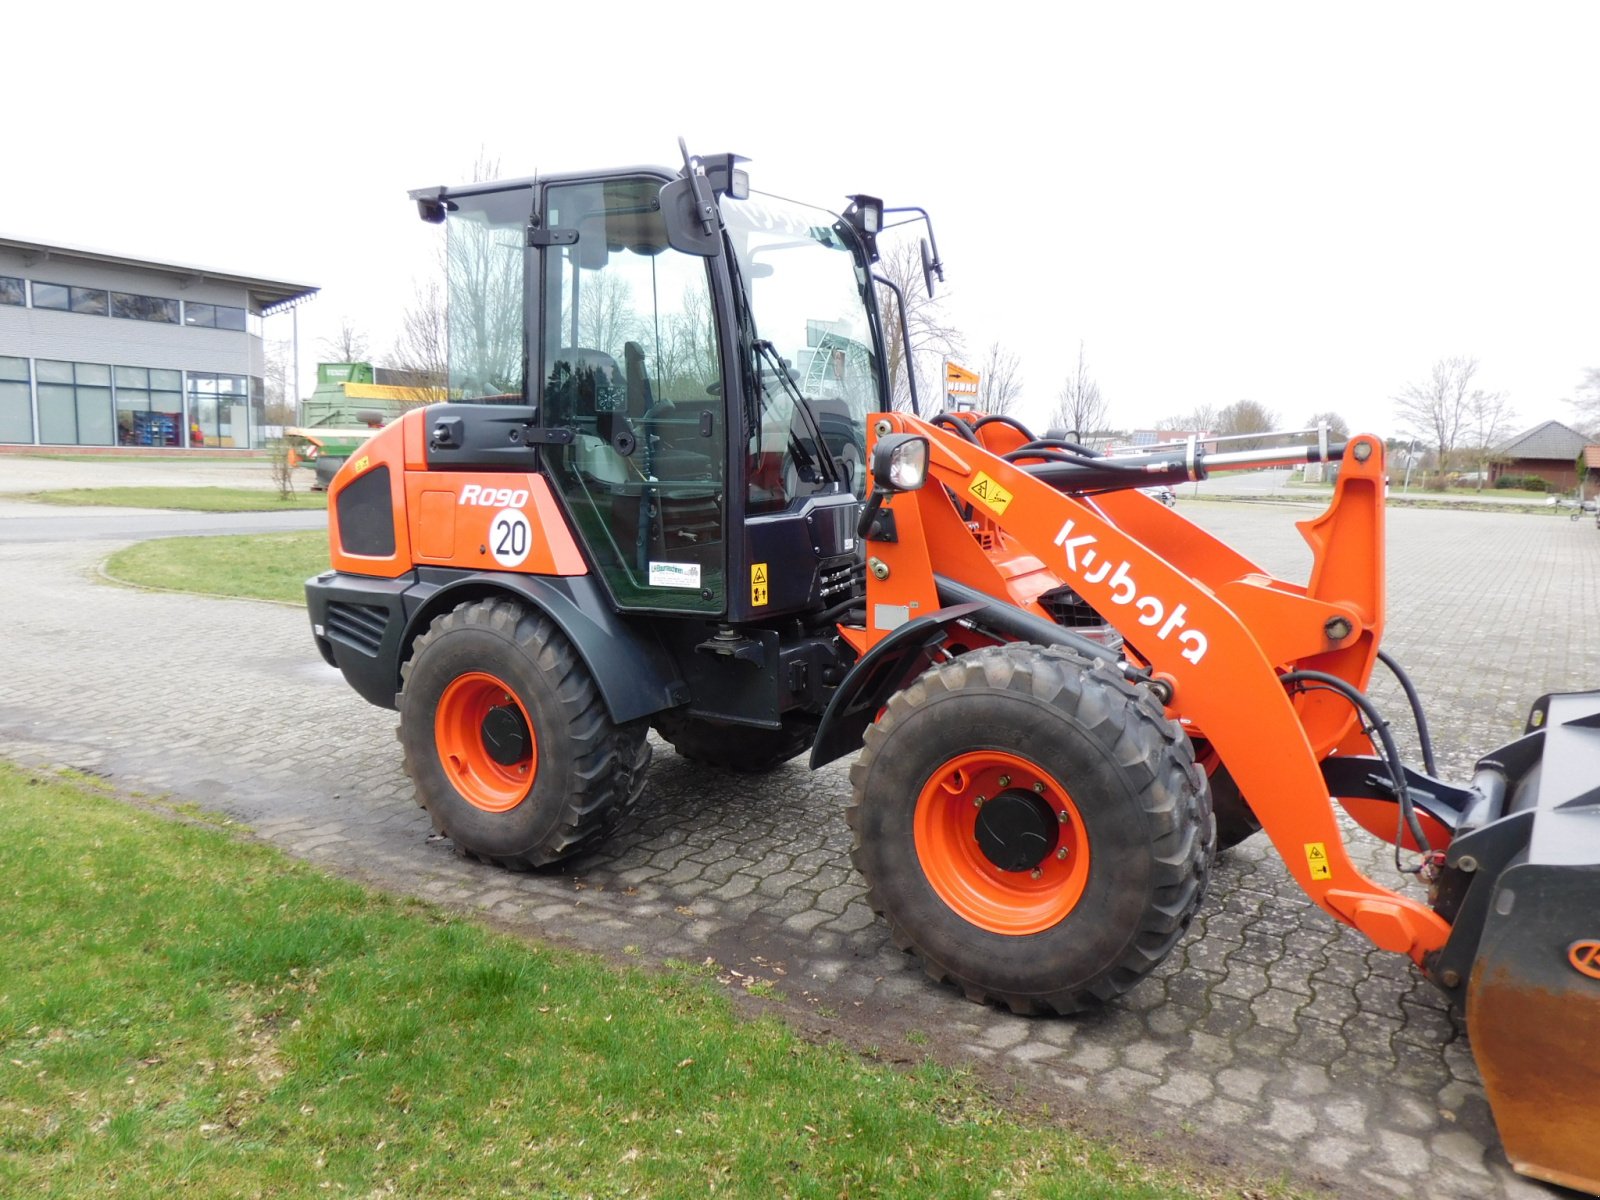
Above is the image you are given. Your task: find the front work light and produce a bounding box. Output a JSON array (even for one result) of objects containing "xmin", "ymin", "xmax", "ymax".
[{"xmin": 872, "ymin": 433, "xmax": 930, "ymax": 492}]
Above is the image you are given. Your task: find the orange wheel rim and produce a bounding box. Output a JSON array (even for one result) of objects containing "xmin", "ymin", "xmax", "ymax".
[
  {"xmin": 913, "ymin": 750, "xmax": 1090, "ymax": 935},
  {"xmin": 434, "ymin": 672, "xmax": 536, "ymax": 812}
]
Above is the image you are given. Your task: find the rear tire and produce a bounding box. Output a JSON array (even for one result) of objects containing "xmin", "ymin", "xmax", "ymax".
[
  {"xmin": 653, "ymin": 711, "xmax": 812, "ymax": 774},
  {"xmin": 1194, "ymin": 742, "xmax": 1261, "ymax": 851},
  {"xmin": 848, "ymin": 643, "xmax": 1213, "ymax": 1014},
  {"xmin": 399, "ymin": 597, "xmax": 649, "ymax": 868}
]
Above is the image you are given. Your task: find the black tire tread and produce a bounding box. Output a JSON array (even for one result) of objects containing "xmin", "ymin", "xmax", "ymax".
[
  {"xmin": 846, "ymin": 642, "xmax": 1213, "ymax": 1015},
  {"xmin": 399, "ymin": 597, "xmax": 650, "ymax": 869}
]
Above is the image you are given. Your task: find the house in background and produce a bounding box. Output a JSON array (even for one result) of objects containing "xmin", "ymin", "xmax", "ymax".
[
  {"xmin": 1489, "ymin": 420, "xmax": 1595, "ymax": 496},
  {"xmin": 0, "ymin": 236, "xmax": 315, "ymax": 451}
]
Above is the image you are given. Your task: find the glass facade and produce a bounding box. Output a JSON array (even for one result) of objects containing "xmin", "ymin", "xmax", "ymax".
[
  {"xmin": 183, "ymin": 302, "xmax": 247, "ymax": 331},
  {"xmin": 37, "ymin": 359, "xmax": 115, "ymax": 445},
  {"xmin": 114, "ymin": 366, "xmax": 184, "ymax": 446},
  {"xmin": 0, "ymin": 266, "xmax": 283, "ymax": 448},
  {"xmin": 32, "ymin": 282, "xmax": 110, "ymax": 316},
  {"xmin": 186, "ymin": 371, "xmax": 249, "ymax": 447},
  {"xmin": 0, "ymin": 357, "xmax": 31, "ymax": 443},
  {"xmin": 110, "ymin": 292, "xmax": 181, "ymax": 324},
  {"xmin": 0, "ymin": 360, "xmax": 256, "ymax": 448}
]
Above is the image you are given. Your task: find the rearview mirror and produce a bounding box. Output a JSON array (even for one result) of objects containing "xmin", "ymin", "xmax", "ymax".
[{"xmin": 659, "ymin": 177, "xmax": 723, "ymax": 258}]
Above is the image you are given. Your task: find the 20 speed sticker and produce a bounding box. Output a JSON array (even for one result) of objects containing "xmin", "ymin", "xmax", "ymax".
[{"xmin": 489, "ymin": 507, "xmax": 531, "ymax": 568}]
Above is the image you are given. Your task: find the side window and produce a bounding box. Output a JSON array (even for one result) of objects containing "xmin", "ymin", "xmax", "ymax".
[{"xmin": 540, "ymin": 178, "xmax": 725, "ymax": 613}]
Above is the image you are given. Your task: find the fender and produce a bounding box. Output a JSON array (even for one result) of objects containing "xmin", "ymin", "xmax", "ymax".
[
  {"xmin": 402, "ymin": 568, "xmax": 688, "ymax": 724},
  {"xmin": 810, "ymin": 589, "xmax": 1126, "ymax": 769}
]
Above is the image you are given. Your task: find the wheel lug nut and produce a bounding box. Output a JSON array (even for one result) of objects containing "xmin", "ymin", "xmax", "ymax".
[
  {"xmin": 1033, "ymin": 782, "xmax": 1045, "ymax": 793},
  {"xmin": 973, "ymin": 795, "xmax": 986, "ymax": 807},
  {"xmin": 1030, "ymin": 868, "xmax": 1043, "ymax": 880},
  {"xmin": 1057, "ymin": 847, "xmax": 1068, "ymax": 860},
  {"xmin": 997, "ymin": 775, "xmax": 1010, "ymax": 787}
]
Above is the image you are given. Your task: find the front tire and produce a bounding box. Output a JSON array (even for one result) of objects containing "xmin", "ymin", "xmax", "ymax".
[
  {"xmin": 399, "ymin": 597, "xmax": 649, "ymax": 868},
  {"xmin": 848, "ymin": 643, "xmax": 1213, "ymax": 1014}
]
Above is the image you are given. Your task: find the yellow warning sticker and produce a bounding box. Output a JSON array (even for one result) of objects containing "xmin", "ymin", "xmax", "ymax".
[
  {"xmin": 751, "ymin": 562, "xmax": 769, "ymax": 606},
  {"xmin": 968, "ymin": 472, "xmax": 1013, "ymax": 515},
  {"xmin": 353, "ymin": 456, "xmax": 370, "ymax": 473},
  {"xmin": 1304, "ymin": 842, "xmax": 1332, "ymax": 880}
]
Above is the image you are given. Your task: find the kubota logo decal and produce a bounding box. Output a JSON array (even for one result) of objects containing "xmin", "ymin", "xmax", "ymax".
[
  {"xmin": 1570, "ymin": 940, "xmax": 1600, "ymax": 980},
  {"xmin": 1053, "ymin": 519, "xmax": 1210, "ymax": 664}
]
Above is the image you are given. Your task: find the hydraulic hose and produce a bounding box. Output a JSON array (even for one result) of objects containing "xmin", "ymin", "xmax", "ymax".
[
  {"xmin": 1375, "ymin": 649, "xmax": 1438, "ymax": 777},
  {"xmin": 1280, "ymin": 669, "xmax": 1432, "ymax": 868}
]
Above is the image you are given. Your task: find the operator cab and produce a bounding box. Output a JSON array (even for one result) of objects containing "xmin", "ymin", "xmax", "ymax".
[{"xmin": 414, "ymin": 153, "xmax": 887, "ymax": 626}]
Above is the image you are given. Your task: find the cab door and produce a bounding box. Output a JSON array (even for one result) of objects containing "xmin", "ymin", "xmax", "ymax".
[{"xmin": 535, "ymin": 175, "xmax": 728, "ymax": 614}]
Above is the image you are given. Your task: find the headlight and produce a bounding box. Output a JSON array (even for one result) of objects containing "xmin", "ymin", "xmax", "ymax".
[{"xmin": 871, "ymin": 433, "xmax": 930, "ymax": 492}]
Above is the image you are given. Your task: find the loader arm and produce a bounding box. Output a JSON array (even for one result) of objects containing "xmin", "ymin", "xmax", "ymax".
[{"xmin": 859, "ymin": 413, "xmax": 1451, "ymax": 964}]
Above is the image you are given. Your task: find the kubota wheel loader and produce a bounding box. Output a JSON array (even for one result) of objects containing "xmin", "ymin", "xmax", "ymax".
[{"xmin": 307, "ymin": 144, "xmax": 1600, "ymax": 1192}]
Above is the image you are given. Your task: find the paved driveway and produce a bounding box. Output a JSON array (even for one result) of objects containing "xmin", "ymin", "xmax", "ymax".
[{"xmin": 1, "ymin": 498, "xmax": 1595, "ymax": 1199}]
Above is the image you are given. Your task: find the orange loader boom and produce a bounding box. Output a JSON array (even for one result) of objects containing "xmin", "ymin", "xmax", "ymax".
[{"xmin": 841, "ymin": 411, "xmax": 1600, "ymax": 1192}]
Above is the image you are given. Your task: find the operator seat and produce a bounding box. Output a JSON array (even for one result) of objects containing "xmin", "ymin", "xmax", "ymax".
[{"xmin": 550, "ymin": 347, "xmax": 630, "ymax": 486}]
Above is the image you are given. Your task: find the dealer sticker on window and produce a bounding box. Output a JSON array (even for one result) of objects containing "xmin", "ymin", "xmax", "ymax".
[{"xmin": 649, "ymin": 561, "xmax": 702, "ymax": 589}]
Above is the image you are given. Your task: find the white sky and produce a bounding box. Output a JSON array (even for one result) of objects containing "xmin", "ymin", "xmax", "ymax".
[{"xmin": 7, "ymin": 2, "xmax": 1597, "ymax": 441}]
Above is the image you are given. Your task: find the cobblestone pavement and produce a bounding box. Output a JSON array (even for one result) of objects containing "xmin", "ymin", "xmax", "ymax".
[{"xmin": 2, "ymin": 500, "xmax": 1597, "ymax": 1199}]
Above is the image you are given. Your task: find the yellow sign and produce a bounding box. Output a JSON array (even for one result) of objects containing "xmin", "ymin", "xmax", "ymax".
[
  {"xmin": 1303, "ymin": 842, "xmax": 1332, "ymax": 880},
  {"xmin": 968, "ymin": 472, "xmax": 1013, "ymax": 515},
  {"xmin": 352, "ymin": 456, "xmax": 370, "ymax": 473},
  {"xmin": 751, "ymin": 562, "xmax": 769, "ymax": 606},
  {"xmin": 945, "ymin": 361, "xmax": 980, "ymax": 394}
]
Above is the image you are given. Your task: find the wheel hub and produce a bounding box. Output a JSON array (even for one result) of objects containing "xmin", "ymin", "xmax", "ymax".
[
  {"xmin": 481, "ymin": 704, "xmax": 530, "ymax": 766},
  {"xmin": 976, "ymin": 790, "xmax": 1061, "ymax": 872}
]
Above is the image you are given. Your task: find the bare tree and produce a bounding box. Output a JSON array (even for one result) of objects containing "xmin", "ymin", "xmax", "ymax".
[
  {"xmin": 263, "ymin": 338, "xmax": 295, "ymax": 426},
  {"xmin": 1050, "ymin": 341, "xmax": 1108, "ymax": 439},
  {"xmin": 1464, "ymin": 388, "xmax": 1517, "ymax": 490},
  {"xmin": 385, "ymin": 276, "xmax": 448, "ymax": 390},
  {"xmin": 1155, "ymin": 404, "xmax": 1218, "ymax": 434},
  {"xmin": 974, "ymin": 341, "xmax": 1024, "ymax": 415},
  {"xmin": 1215, "ymin": 399, "xmax": 1277, "ymax": 450},
  {"xmin": 320, "ymin": 316, "xmax": 371, "ymax": 365},
  {"xmin": 1394, "ymin": 356, "xmax": 1478, "ymax": 471},
  {"xmin": 1569, "ymin": 367, "xmax": 1600, "ymax": 436},
  {"xmin": 873, "ymin": 240, "xmax": 962, "ymax": 412},
  {"xmin": 1305, "ymin": 410, "xmax": 1350, "ymax": 440}
]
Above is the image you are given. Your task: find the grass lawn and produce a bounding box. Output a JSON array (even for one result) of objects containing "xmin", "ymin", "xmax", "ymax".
[
  {"xmin": 0, "ymin": 762, "xmax": 1236, "ymax": 1200},
  {"xmin": 104, "ymin": 531, "xmax": 329, "ymax": 604},
  {"xmin": 25, "ymin": 486, "xmax": 326, "ymax": 512}
]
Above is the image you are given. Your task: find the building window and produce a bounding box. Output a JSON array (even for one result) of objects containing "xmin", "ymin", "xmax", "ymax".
[
  {"xmin": 110, "ymin": 292, "xmax": 180, "ymax": 324},
  {"xmin": 36, "ymin": 359, "xmax": 114, "ymax": 446},
  {"xmin": 31, "ymin": 282, "xmax": 110, "ymax": 316},
  {"xmin": 187, "ymin": 371, "xmax": 249, "ymax": 447},
  {"xmin": 183, "ymin": 302, "xmax": 247, "ymax": 331},
  {"xmin": 114, "ymin": 365, "xmax": 183, "ymax": 446},
  {"xmin": 0, "ymin": 356, "xmax": 31, "ymax": 443},
  {"xmin": 0, "ymin": 277, "xmax": 23, "ymax": 306}
]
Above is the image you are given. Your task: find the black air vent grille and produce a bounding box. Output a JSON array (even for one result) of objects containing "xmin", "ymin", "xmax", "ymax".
[
  {"xmin": 326, "ymin": 602, "xmax": 390, "ymax": 656},
  {"xmin": 336, "ymin": 465, "xmax": 396, "ymax": 557}
]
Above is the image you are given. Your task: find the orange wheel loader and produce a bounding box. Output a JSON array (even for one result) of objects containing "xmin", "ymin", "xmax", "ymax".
[{"xmin": 307, "ymin": 144, "xmax": 1600, "ymax": 1192}]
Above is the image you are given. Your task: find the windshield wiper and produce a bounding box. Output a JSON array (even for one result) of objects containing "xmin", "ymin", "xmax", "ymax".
[{"xmin": 753, "ymin": 338, "xmax": 842, "ymax": 488}]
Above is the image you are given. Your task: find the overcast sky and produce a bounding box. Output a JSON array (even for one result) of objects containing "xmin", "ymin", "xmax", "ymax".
[{"xmin": 7, "ymin": 2, "xmax": 1596, "ymax": 441}]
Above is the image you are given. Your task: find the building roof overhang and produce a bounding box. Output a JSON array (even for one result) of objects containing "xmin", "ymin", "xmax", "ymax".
[{"xmin": 0, "ymin": 235, "xmax": 318, "ymax": 316}]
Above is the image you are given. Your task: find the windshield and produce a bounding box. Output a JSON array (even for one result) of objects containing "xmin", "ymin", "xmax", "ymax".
[{"xmin": 721, "ymin": 191, "xmax": 880, "ymax": 509}]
